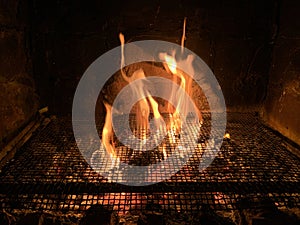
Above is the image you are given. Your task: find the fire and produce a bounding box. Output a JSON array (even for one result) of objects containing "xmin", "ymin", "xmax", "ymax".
[
  {"xmin": 119, "ymin": 32, "xmax": 125, "ymax": 73},
  {"xmin": 102, "ymin": 101, "xmax": 116, "ymax": 158},
  {"xmin": 224, "ymin": 133, "xmax": 230, "ymax": 139},
  {"xmin": 164, "ymin": 54, "xmax": 177, "ymax": 74},
  {"xmin": 148, "ymin": 95, "xmax": 160, "ymax": 119},
  {"xmin": 181, "ymin": 17, "xmax": 187, "ymax": 54},
  {"xmin": 160, "ymin": 52, "xmax": 187, "ymax": 133},
  {"xmin": 124, "ymin": 68, "xmax": 150, "ymax": 133},
  {"xmin": 100, "ymin": 19, "xmax": 202, "ymax": 162},
  {"xmin": 160, "ymin": 18, "xmax": 202, "ymax": 132}
]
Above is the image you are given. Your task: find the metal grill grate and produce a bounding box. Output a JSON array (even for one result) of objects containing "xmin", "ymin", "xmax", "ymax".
[{"xmin": 0, "ymin": 113, "xmax": 299, "ymax": 214}]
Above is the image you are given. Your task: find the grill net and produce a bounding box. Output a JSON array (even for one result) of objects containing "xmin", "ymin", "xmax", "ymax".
[{"xmin": 0, "ymin": 112, "xmax": 299, "ymax": 214}]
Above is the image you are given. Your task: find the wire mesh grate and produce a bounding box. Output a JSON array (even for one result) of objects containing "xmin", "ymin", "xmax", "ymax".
[{"xmin": 0, "ymin": 112, "xmax": 299, "ymax": 214}]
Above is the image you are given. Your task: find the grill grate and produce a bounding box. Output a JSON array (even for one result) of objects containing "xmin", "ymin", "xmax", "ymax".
[
  {"xmin": 0, "ymin": 113, "xmax": 299, "ymax": 214},
  {"xmin": 0, "ymin": 192, "xmax": 298, "ymax": 213}
]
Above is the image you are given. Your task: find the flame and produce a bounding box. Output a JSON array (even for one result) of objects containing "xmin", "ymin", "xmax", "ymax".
[
  {"xmin": 119, "ymin": 33, "xmax": 125, "ymax": 73},
  {"xmin": 162, "ymin": 146, "xmax": 167, "ymax": 159},
  {"xmin": 100, "ymin": 21, "xmax": 202, "ymax": 162},
  {"xmin": 119, "ymin": 34, "xmax": 151, "ymax": 133},
  {"xmin": 123, "ymin": 68, "xmax": 150, "ymax": 133},
  {"xmin": 102, "ymin": 102, "xmax": 116, "ymax": 158},
  {"xmin": 181, "ymin": 17, "xmax": 187, "ymax": 53},
  {"xmin": 161, "ymin": 53, "xmax": 185, "ymax": 133},
  {"xmin": 161, "ymin": 53, "xmax": 203, "ymax": 126},
  {"xmin": 224, "ymin": 133, "xmax": 230, "ymax": 139},
  {"xmin": 136, "ymin": 98, "xmax": 150, "ymax": 133},
  {"xmin": 147, "ymin": 94, "xmax": 166, "ymax": 136},
  {"xmin": 148, "ymin": 95, "xmax": 160, "ymax": 119},
  {"xmin": 118, "ymin": 33, "xmax": 165, "ymax": 138},
  {"xmin": 164, "ymin": 54, "xmax": 177, "ymax": 74}
]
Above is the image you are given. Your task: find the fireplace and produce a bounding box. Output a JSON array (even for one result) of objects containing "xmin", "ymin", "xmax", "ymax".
[{"xmin": 0, "ymin": 0, "xmax": 299, "ymax": 225}]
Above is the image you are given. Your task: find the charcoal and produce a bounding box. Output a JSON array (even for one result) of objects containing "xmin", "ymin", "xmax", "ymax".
[
  {"xmin": 164, "ymin": 205, "xmax": 235, "ymax": 225},
  {"xmin": 137, "ymin": 202, "xmax": 164, "ymax": 225},
  {"xmin": 79, "ymin": 204, "xmax": 118, "ymax": 225},
  {"xmin": 38, "ymin": 213, "xmax": 65, "ymax": 225},
  {"xmin": 0, "ymin": 212, "xmax": 10, "ymax": 225},
  {"xmin": 190, "ymin": 204, "xmax": 235, "ymax": 225},
  {"xmin": 234, "ymin": 197, "xmax": 300, "ymax": 225},
  {"xmin": 137, "ymin": 212, "xmax": 164, "ymax": 225},
  {"xmin": 16, "ymin": 213, "xmax": 41, "ymax": 225}
]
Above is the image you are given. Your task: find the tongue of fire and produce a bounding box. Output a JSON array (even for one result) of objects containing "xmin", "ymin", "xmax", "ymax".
[{"xmin": 101, "ymin": 18, "xmax": 202, "ymax": 161}]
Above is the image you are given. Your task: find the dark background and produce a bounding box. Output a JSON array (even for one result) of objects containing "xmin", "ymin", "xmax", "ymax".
[
  {"xmin": 0, "ymin": 0, "xmax": 299, "ymax": 146},
  {"xmin": 30, "ymin": 0, "xmax": 276, "ymax": 112}
]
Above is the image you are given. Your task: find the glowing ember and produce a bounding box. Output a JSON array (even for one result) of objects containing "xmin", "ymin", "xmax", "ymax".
[{"xmin": 224, "ymin": 133, "xmax": 230, "ymax": 139}]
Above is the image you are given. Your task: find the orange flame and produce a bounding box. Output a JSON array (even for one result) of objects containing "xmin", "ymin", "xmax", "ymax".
[
  {"xmin": 101, "ymin": 20, "xmax": 202, "ymax": 161},
  {"xmin": 164, "ymin": 54, "xmax": 177, "ymax": 74},
  {"xmin": 181, "ymin": 17, "xmax": 187, "ymax": 53},
  {"xmin": 119, "ymin": 33, "xmax": 125, "ymax": 73},
  {"xmin": 102, "ymin": 102, "xmax": 116, "ymax": 158},
  {"xmin": 147, "ymin": 94, "xmax": 165, "ymax": 134}
]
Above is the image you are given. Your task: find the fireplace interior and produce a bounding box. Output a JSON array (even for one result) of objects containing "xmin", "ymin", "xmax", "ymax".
[{"xmin": 0, "ymin": 0, "xmax": 300, "ymax": 225}]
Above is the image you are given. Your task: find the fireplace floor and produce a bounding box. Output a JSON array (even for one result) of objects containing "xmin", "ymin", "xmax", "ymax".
[{"xmin": 0, "ymin": 112, "xmax": 299, "ymax": 216}]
